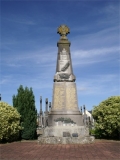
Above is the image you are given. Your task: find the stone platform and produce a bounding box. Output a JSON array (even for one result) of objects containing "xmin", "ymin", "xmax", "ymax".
[
  {"xmin": 38, "ymin": 126, "xmax": 95, "ymax": 144},
  {"xmin": 38, "ymin": 136, "xmax": 95, "ymax": 144}
]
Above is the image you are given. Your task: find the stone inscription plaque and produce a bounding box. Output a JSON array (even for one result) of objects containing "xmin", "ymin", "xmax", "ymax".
[
  {"xmin": 72, "ymin": 133, "xmax": 78, "ymax": 137},
  {"xmin": 53, "ymin": 86, "xmax": 65, "ymax": 109},
  {"xmin": 60, "ymin": 54, "xmax": 68, "ymax": 60},
  {"xmin": 66, "ymin": 86, "xmax": 78, "ymax": 110},
  {"xmin": 52, "ymin": 82, "xmax": 78, "ymax": 111},
  {"xmin": 63, "ymin": 132, "xmax": 71, "ymax": 137}
]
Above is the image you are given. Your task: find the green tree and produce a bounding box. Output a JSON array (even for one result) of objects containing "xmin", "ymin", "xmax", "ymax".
[
  {"xmin": 13, "ymin": 85, "xmax": 37, "ymax": 140},
  {"xmin": 0, "ymin": 102, "xmax": 22, "ymax": 142},
  {"xmin": 92, "ymin": 96, "xmax": 120, "ymax": 139}
]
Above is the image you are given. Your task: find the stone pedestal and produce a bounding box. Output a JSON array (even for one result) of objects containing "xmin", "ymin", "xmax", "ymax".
[
  {"xmin": 48, "ymin": 82, "xmax": 83, "ymax": 126},
  {"xmin": 38, "ymin": 126, "xmax": 94, "ymax": 144},
  {"xmin": 43, "ymin": 126, "xmax": 89, "ymax": 137}
]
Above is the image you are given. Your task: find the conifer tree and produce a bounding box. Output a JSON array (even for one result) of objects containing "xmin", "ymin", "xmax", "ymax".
[{"xmin": 13, "ymin": 85, "xmax": 37, "ymax": 140}]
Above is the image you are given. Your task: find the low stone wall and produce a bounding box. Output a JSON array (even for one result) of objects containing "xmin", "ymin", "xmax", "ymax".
[
  {"xmin": 38, "ymin": 126, "xmax": 95, "ymax": 144},
  {"xmin": 38, "ymin": 136, "xmax": 95, "ymax": 144},
  {"xmin": 43, "ymin": 126, "xmax": 89, "ymax": 137}
]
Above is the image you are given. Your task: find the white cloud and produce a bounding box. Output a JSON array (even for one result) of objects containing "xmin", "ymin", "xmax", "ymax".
[
  {"xmin": 71, "ymin": 46, "xmax": 119, "ymax": 67},
  {"xmin": 76, "ymin": 74, "xmax": 119, "ymax": 95},
  {"xmin": 2, "ymin": 16, "xmax": 36, "ymax": 25},
  {"xmin": 73, "ymin": 47, "xmax": 119, "ymax": 58},
  {"xmin": 2, "ymin": 46, "xmax": 57, "ymax": 67},
  {"xmin": 99, "ymin": 2, "xmax": 119, "ymax": 15},
  {"xmin": 0, "ymin": 75, "xmax": 12, "ymax": 85}
]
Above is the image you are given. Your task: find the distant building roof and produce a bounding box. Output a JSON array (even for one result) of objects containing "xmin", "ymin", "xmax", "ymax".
[{"xmin": 88, "ymin": 110, "xmax": 92, "ymax": 114}]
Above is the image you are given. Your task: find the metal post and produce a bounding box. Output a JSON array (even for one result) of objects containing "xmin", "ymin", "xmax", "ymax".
[
  {"xmin": 49, "ymin": 102, "xmax": 51, "ymax": 111},
  {"xmin": 40, "ymin": 114, "xmax": 43, "ymax": 128},
  {"xmin": 83, "ymin": 105, "xmax": 86, "ymax": 126},
  {"xmin": 46, "ymin": 98, "xmax": 48, "ymax": 112},
  {"xmin": 40, "ymin": 96, "xmax": 42, "ymax": 115},
  {"xmin": 44, "ymin": 98, "xmax": 48, "ymax": 128},
  {"xmin": 0, "ymin": 94, "xmax": 1, "ymax": 101},
  {"xmin": 80, "ymin": 106, "xmax": 82, "ymax": 113},
  {"xmin": 40, "ymin": 96, "xmax": 43, "ymax": 127}
]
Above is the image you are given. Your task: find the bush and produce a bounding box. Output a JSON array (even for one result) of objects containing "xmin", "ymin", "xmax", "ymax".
[
  {"xmin": 92, "ymin": 96, "xmax": 120, "ymax": 139},
  {"xmin": 0, "ymin": 102, "xmax": 22, "ymax": 142}
]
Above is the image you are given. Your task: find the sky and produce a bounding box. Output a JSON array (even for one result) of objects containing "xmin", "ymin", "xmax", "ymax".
[{"xmin": 1, "ymin": 0, "xmax": 120, "ymax": 113}]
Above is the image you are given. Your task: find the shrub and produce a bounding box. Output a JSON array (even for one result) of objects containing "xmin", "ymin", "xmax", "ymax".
[
  {"xmin": 92, "ymin": 96, "xmax": 120, "ymax": 139},
  {"xmin": 0, "ymin": 102, "xmax": 22, "ymax": 142}
]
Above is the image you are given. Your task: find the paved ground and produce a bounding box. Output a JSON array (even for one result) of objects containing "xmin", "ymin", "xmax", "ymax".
[{"xmin": 0, "ymin": 140, "xmax": 120, "ymax": 160}]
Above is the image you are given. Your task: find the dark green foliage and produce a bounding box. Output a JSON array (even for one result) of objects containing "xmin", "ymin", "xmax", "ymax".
[
  {"xmin": 92, "ymin": 96, "xmax": 120, "ymax": 139},
  {"xmin": 13, "ymin": 85, "xmax": 37, "ymax": 140}
]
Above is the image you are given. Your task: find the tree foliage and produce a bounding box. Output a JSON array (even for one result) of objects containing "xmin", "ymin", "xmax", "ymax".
[
  {"xmin": 13, "ymin": 85, "xmax": 37, "ymax": 140},
  {"xmin": 92, "ymin": 96, "xmax": 120, "ymax": 139},
  {"xmin": 0, "ymin": 102, "xmax": 22, "ymax": 142}
]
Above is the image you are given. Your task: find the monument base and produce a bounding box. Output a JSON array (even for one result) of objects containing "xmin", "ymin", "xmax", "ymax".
[
  {"xmin": 38, "ymin": 126, "xmax": 95, "ymax": 144},
  {"xmin": 48, "ymin": 82, "xmax": 84, "ymax": 126},
  {"xmin": 38, "ymin": 136, "xmax": 95, "ymax": 144}
]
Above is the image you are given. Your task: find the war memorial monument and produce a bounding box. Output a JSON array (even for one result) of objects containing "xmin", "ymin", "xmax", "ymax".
[{"xmin": 38, "ymin": 25, "xmax": 94, "ymax": 144}]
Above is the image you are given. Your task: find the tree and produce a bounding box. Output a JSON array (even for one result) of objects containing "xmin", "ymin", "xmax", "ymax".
[
  {"xmin": 13, "ymin": 85, "xmax": 37, "ymax": 140},
  {"xmin": 92, "ymin": 96, "xmax": 120, "ymax": 139},
  {"xmin": 0, "ymin": 102, "xmax": 22, "ymax": 142}
]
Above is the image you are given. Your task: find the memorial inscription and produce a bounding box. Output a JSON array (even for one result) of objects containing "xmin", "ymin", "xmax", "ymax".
[
  {"xmin": 63, "ymin": 132, "xmax": 71, "ymax": 137},
  {"xmin": 66, "ymin": 86, "xmax": 78, "ymax": 110},
  {"xmin": 53, "ymin": 86, "xmax": 64, "ymax": 109},
  {"xmin": 53, "ymin": 83, "xmax": 78, "ymax": 110}
]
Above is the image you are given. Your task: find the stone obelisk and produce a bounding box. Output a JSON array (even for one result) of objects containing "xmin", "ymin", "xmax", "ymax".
[
  {"xmin": 48, "ymin": 25, "xmax": 83, "ymax": 126},
  {"xmin": 38, "ymin": 25, "xmax": 95, "ymax": 144}
]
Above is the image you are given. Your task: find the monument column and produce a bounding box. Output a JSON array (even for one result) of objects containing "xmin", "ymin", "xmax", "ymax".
[{"xmin": 48, "ymin": 25, "xmax": 83, "ymax": 126}]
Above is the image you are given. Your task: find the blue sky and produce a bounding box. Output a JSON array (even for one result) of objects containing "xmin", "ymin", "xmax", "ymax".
[{"xmin": 1, "ymin": 0, "xmax": 119, "ymax": 113}]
